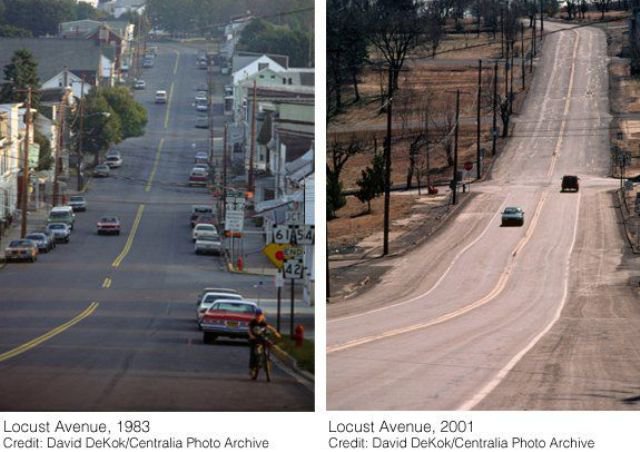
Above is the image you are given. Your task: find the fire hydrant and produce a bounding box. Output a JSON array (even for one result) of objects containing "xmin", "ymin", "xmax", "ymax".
[
  {"xmin": 293, "ymin": 324, "xmax": 304, "ymax": 347},
  {"xmin": 237, "ymin": 256, "xmax": 244, "ymax": 272}
]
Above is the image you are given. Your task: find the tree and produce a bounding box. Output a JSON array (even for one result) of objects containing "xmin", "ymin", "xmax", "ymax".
[
  {"xmin": 5, "ymin": 0, "xmax": 76, "ymax": 37},
  {"xmin": 0, "ymin": 25, "xmax": 32, "ymax": 38},
  {"xmin": 356, "ymin": 151, "xmax": 385, "ymax": 213},
  {"xmin": 0, "ymin": 49, "xmax": 40, "ymax": 109},
  {"xmin": 34, "ymin": 130, "xmax": 52, "ymax": 170},
  {"xmin": 237, "ymin": 19, "xmax": 312, "ymax": 67},
  {"xmin": 327, "ymin": 171, "xmax": 346, "ymax": 219},
  {"xmin": 100, "ymin": 87, "xmax": 148, "ymax": 139},
  {"xmin": 327, "ymin": 136, "xmax": 363, "ymax": 218},
  {"xmin": 78, "ymin": 91, "xmax": 121, "ymax": 158}
]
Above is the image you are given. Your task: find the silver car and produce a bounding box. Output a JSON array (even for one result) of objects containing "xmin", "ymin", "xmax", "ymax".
[
  {"xmin": 46, "ymin": 223, "xmax": 71, "ymax": 243},
  {"xmin": 68, "ymin": 195, "xmax": 87, "ymax": 212},
  {"xmin": 194, "ymin": 235, "xmax": 222, "ymax": 255},
  {"xmin": 94, "ymin": 164, "xmax": 110, "ymax": 177}
]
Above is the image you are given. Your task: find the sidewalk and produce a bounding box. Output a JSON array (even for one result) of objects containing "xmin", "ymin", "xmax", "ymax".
[
  {"xmin": 0, "ymin": 205, "xmax": 51, "ymax": 264},
  {"xmin": 224, "ymin": 226, "xmax": 278, "ymax": 276}
]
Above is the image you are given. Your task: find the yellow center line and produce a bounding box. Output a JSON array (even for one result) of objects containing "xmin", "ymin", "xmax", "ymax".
[
  {"xmin": 102, "ymin": 277, "xmax": 112, "ymax": 288},
  {"xmin": 164, "ymin": 82, "xmax": 174, "ymax": 129},
  {"xmin": 112, "ymin": 204, "xmax": 145, "ymax": 268},
  {"xmin": 173, "ymin": 51, "xmax": 180, "ymax": 75},
  {"xmin": 0, "ymin": 302, "xmax": 99, "ymax": 363},
  {"xmin": 145, "ymin": 138, "xmax": 165, "ymax": 192}
]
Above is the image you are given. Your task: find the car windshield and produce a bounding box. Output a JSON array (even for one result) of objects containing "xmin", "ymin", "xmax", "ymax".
[
  {"xmin": 209, "ymin": 302, "xmax": 255, "ymax": 314},
  {"xmin": 70, "ymin": 196, "xmax": 84, "ymax": 202},
  {"xmin": 49, "ymin": 224, "xmax": 65, "ymax": 230},
  {"xmin": 198, "ymin": 236, "xmax": 218, "ymax": 242},
  {"xmin": 196, "ymin": 225, "xmax": 215, "ymax": 231},
  {"xmin": 107, "ymin": 156, "xmax": 119, "ymax": 161},
  {"xmin": 50, "ymin": 211, "xmax": 68, "ymax": 218},
  {"xmin": 504, "ymin": 207, "xmax": 520, "ymax": 214},
  {"xmin": 10, "ymin": 240, "xmax": 32, "ymax": 247},
  {"xmin": 100, "ymin": 217, "xmax": 117, "ymax": 222},
  {"xmin": 26, "ymin": 234, "xmax": 43, "ymax": 239},
  {"xmin": 203, "ymin": 293, "xmax": 241, "ymax": 304}
]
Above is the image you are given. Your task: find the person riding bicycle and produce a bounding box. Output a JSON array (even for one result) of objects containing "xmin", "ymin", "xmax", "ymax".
[{"xmin": 248, "ymin": 308, "xmax": 280, "ymax": 372}]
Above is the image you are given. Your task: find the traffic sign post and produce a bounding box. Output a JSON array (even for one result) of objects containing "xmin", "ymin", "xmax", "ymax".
[{"xmin": 275, "ymin": 270, "xmax": 284, "ymax": 332}]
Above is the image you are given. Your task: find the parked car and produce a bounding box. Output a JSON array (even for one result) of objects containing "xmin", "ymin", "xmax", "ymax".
[
  {"xmin": 97, "ymin": 216, "xmax": 121, "ymax": 235},
  {"xmin": 4, "ymin": 239, "xmax": 38, "ymax": 262},
  {"xmin": 68, "ymin": 195, "xmax": 87, "ymax": 212},
  {"xmin": 143, "ymin": 57, "xmax": 154, "ymax": 68},
  {"xmin": 193, "ymin": 163, "xmax": 208, "ymax": 172},
  {"xmin": 191, "ymin": 205, "xmax": 214, "ymax": 227},
  {"xmin": 46, "ymin": 223, "xmax": 71, "ymax": 243},
  {"xmin": 25, "ymin": 232, "xmax": 54, "ymax": 253},
  {"xmin": 155, "ymin": 90, "xmax": 167, "ymax": 104},
  {"xmin": 47, "ymin": 206, "xmax": 75, "ymax": 230},
  {"xmin": 194, "ymin": 235, "xmax": 222, "ymax": 255},
  {"xmin": 134, "ymin": 79, "xmax": 146, "ymax": 90},
  {"xmin": 201, "ymin": 300, "xmax": 258, "ymax": 343},
  {"xmin": 33, "ymin": 229, "xmax": 57, "ymax": 249},
  {"xmin": 189, "ymin": 168, "xmax": 208, "ymax": 186},
  {"xmin": 196, "ymin": 82, "xmax": 208, "ymax": 92},
  {"xmin": 192, "ymin": 214, "xmax": 216, "ymax": 229},
  {"xmin": 195, "ymin": 99, "xmax": 208, "ymax": 112},
  {"xmin": 196, "ymin": 290, "xmax": 243, "ymax": 325},
  {"xmin": 106, "ymin": 149, "xmax": 121, "ymax": 159},
  {"xmin": 561, "ymin": 175, "xmax": 579, "ymax": 192},
  {"xmin": 192, "ymin": 223, "xmax": 218, "ymax": 242},
  {"xmin": 501, "ymin": 207, "xmax": 525, "ymax": 227},
  {"xmin": 195, "ymin": 91, "xmax": 207, "ymax": 102},
  {"xmin": 94, "ymin": 164, "xmax": 110, "ymax": 177},
  {"xmin": 194, "ymin": 151, "xmax": 208, "ymax": 162},
  {"xmin": 195, "ymin": 116, "xmax": 208, "ymax": 129},
  {"xmin": 105, "ymin": 155, "xmax": 123, "ymax": 168}
]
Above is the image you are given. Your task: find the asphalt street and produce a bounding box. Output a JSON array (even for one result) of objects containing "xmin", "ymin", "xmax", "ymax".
[
  {"xmin": 327, "ymin": 23, "xmax": 639, "ymax": 410},
  {"xmin": 0, "ymin": 42, "xmax": 313, "ymax": 411}
]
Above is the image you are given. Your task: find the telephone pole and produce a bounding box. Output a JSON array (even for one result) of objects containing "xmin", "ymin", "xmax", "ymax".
[
  {"xmin": 521, "ymin": 23, "xmax": 526, "ymax": 91},
  {"xmin": 452, "ymin": 89, "xmax": 460, "ymax": 205},
  {"xmin": 540, "ymin": 0, "xmax": 544, "ymax": 33},
  {"xmin": 20, "ymin": 87, "xmax": 32, "ymax": 238},
  {"xmin": 248, "ymin": 80, "xmax": 257, "ymax": 195},
  {"xmin": 477, "ymin": 59, "xmax": 482, "ymax": 179},
  {"xmin": 77, "ymin": 79, "xmax": 85, "ymax": 191},
  {"xmin": 382, "ymin": 66, "xmax": 394, "ymax": 256},
  {"xmin": 492, "ymin": 61, "xmax": 498, "ymax": 156},
  {"xmin": 223, "ymin": 122, "xmax": 228, "ymax": 220}
]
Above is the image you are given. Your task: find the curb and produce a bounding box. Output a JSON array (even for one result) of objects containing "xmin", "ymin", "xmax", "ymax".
[{"xmin": 271, "ymin": 345, "xmax": 314, "ymax": 384}]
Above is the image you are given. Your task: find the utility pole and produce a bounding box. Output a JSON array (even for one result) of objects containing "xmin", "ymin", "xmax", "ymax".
[
  {"xmin": 382, "ymin": 66, "xmax": 394, "ymax": 256},
  {"xmin": 500, "ymin": 8, "xmax": 505, "ymax": 58},
  {"xmin": 77, "ymin": 78, "xmax": 85, "ymax": 191},
  {"xmin": 248, "ymin": 80, "xmax": 257, "ymax": 196},
  {"xmin": 20, "ymin": 87, "xmax": 32, "ymax": 238},
  {"xmin": 509, "ymin": 43, "xmax": 514, "ymax": 115},
  {"xmin": 222, "ymin": 122, "xmax": 228, "ymax": 220},
  {"xmin": 477, "ymin": 59, "xmax": 482, "ymax": 179},
  {"xmin": 540, "ymin": 0, "xmax": 544, "ymax": 33},
  {"xmin": 492, "ymin": 61, "xmax": 498, "ymax": 156},
  {"xmin": 452, "ymin": 90, "xmax": 460, "ymax": 205},
  {"xmin": 532, "ymin": 18, "xmax": 537, "ymax": 58},
  {"xmin": 53, "ymin": 91, "xmax": 68, "ymax": 207},
  {"xmin": 521, "ymin": 23, "xmax": 526, "ymax": 91},
  {"xmin": 208, "ymin": 61, "xmax": 214, "ymax": 167}
]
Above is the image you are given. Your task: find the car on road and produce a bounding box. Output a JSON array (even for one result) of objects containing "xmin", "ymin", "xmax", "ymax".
[
  {"xmin": 192, "ymin": 223, "xmax": 218, "ymax": 242},
  {"xmin": 143, "ymin": 57, "xmax": 154, "ymax": 68},
  {"xmin": 191, "ymin": 205, "xmax": 214, "ymax": 227},
  {"xmin": 68, "ymin": 195, "xmax": 87, "ymax": 212},
  {"xmin": 196, "ymin": 82, "xmax": 208, "ymax": 92},
  {"xmin": 201, "ymin": 300, "xmax": 258, "ymax": 343},
  {"xmin": 106, "ymin": 149, "xmax": 121, "ymax": 159},
  {"xmin": 195, "ymin": 99, "xmax": 208, "ymax": 112},
  {"xmin": 33, "ymin": 229, "xmax": 56, "ymax": 249},
  {"xmin": 46, "ymin": 223, "xmax": 71, "ymax": 243},
  {"xmin": 96, "ymin": 216, "xmax": 121, "ymax": 235},
  {"xmin": 561, "ymin": 175, "xmax": 579, "ymax": 192},
  {"xmin": 192, "ymin": 214, "xmax": 216, "ymax": 229},
  {"xmin": 4, "ymin": 239, "xmax": 38, "ymax": 262},
  {"xmin": 94, "ymin": 164, "xmax": 110, "ymax": 177},
  {"xmin": 189, "ymin": 168, "xmax": 208, "ymax": 186},
  {"xmin": 194, "ymin": 151, "xmax": 208, "ymax": 163},
  {"xmin": 105, "ymin": 155, "xmax": 123, "ymax": 168},
  {"xmin": 48, "ymin": 206, "xmax": 75, "ymax": 230},
  {"xmin": 195, "ymin": 116, "xmax": 208, "ymax": 129},
  {"xmin": 134, "ymin": 79, "xmax": 146, "ymax": 90},
  {"xmin": 155, "ymin": 90, "xmax": 167, "ymax": 104},
  {"xmin": 25, "ymin": 232, "xmax": 54, "ymax": 253},
  {"xmin": 501, "ymin": 207, "xmax": 525, "ymax": 226},
  {"xmin": 194, "ymin": 91, "xmax": 207, "ymax": 103},
  {"xmin": 196, "ymin": 290, "xmax": 244, "ymax": 325},
  {"xmin": 194, "ymin": 235, "xmax": 222, "ymax": 255},
  {"xmin": 193, "ymin": 163, "xmax": 208, "ymax": 172}
]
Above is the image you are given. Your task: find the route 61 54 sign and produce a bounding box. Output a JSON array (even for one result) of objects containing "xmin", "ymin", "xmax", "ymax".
[{"xmin": 283, "ymin": 258, "xmax": 304, "ymax": 279}]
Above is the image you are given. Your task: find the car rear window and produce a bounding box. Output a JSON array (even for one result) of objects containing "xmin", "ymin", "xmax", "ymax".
[
  {"xmin": 210, "ymin": 303, "xmax": 255, "ymax": 314},
  {"xmin": 50, "ymin": 211, "xmax": 69, "ymax": 218},
  {"xmin": 203, "ymin": 293, "xmax": 242, "ymax": 303}
]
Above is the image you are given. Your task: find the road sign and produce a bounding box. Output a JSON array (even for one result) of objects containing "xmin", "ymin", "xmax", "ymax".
[
  {"xmin": 262, "ymin": 243, "xmax": 288, "ymax": 269},
  {"xmin": 463, "ymin": 161, "xmax": 473, "ymax": 171},
  {"xmin": 274, "ymin": 271, "xmax": 284, "ymax": 288},
  {"xmin": 283, "ymin": 257, "xmax": 304, "ymax": 279},
  {"xmin": 225, "ymin": 195, "xmax": 245, "ymax": 232},
  {"xmin": 297, "ymin": 225, "xmax": 315, "ymax": 245},
  {"xmin": 286, "ymin": 210, "xmax": 303, "ymax": 225},
  {"xmin": 284, "ymin": 246, "xmax": 304, "ymax": 259},
  {"xmin": 273, "ymin": 225, "xmax": 291, "ymax": 244}
]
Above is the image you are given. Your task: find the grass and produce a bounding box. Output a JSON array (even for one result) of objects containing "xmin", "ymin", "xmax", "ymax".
[{"xmin": 277, "ymin": 335, "xmax": 314, "ymax": 374}]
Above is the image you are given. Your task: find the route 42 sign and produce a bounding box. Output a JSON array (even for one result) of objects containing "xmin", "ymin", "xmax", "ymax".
[{"xmin": 283, "ymin": 257, "xmax": 304, "ymax": 279}]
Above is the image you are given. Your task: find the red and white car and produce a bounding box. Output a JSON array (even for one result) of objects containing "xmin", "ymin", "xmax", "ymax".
[
  {"xmin": 201, "ymin": 299, "xmax": 257, "ymax": 344},
  {"xmin": 189, "ymin": 168, "xmax": 208, "ymax": 186},
  {"xmin": 97, "ymin": 216, "xmax": 121, "ymax": 235}
]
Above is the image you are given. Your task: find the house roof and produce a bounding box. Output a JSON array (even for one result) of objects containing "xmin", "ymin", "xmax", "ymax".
[
  {"xmin": 0, "ymin": 38, "xmax": 101, "ymax": 84},
  {"xmin": 59, "ymin": 20, "xmax": 129, "ymax": 40},
  {"xmin": 232, "ymin": 52, "xmax": 289, "ymax": 74}
]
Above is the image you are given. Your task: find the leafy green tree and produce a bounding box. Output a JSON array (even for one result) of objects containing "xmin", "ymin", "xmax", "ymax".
[
  {"xmin": 0, "ymin": 49, "xmax": 40, "ymax": 109},
  {"xmin": 79, "ymin": 91, "xmax": 122, "ymax": 158},
  {"xmin": 355, "ymin": 152, "xmax": 385, "ymax": 213},
  {"xmin": 238, "ymin": 19, "xmax": 312, "ymax": 67},
  {"xmin": 34, "ymin": 130, "xmax": 52, "ymax": 170},
  {"xmin": 100, "ymin": 87, "xmax": 148, "ymax": 139},
  {"xmin": 5, "ymin": 0, "xmax": 76, "ymax": 37},
  {"xmin": 0, "ymin": 25, "xmax": 32, "ymax": 38}
]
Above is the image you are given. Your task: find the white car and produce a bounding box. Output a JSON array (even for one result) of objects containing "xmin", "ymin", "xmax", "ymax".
[
  {"xmin": 194, "ymin": 235, "xmax": 222, "ymax": 255},
  {"xmin": 196, "ymin": 291, "xmax": 243, "ymax": 325},
  {"xmin": 105, "ymin": 155, "xmax": 122, "ymax": 168},
  {"xmin": 195, "ymin": 99, "xmax": 208, "ymax": 112},
  {"xmin": 134, "ymin": 79, "xmax": 146, "ymax": 90},
  {"xmin": 195, "ymin": 91, "xmax": 207, "ymax": 102},
  {"xmin": 194, "ymin": 151, "xmax": 208, "ymax": 163},
  {"xmin": 192, "ymin": 223, "xmax": 218, "ymax": 242},
  {"xmin": 155, "ymin": 90, "xmax": 167, "ymax": 104},
  {"xmin": 46, "ymin": 223, "xmax": 71, "ymax": 243}
]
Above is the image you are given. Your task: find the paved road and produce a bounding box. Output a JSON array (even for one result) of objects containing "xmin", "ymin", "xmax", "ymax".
[
  {"xmin": 328, "ymin": 23, "xmax": 638, "ymax": 410},
  {"xmin": 0, "ymin": 42, "xmax": 313, "ymax": 411}
]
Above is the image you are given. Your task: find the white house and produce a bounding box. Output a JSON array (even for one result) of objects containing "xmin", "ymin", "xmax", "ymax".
[
  {"xmin": 232, "ymin": 55, "xmax": 288, "ymax": 86},
  {"xmin": 0, "ymin": 104, "xmax": 24, "ymax": 225}
]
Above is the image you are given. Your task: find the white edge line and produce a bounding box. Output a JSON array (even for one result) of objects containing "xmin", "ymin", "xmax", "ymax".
[{"xmin": 458, "ymin": 191, "xmax": 581, "ymax": 410}]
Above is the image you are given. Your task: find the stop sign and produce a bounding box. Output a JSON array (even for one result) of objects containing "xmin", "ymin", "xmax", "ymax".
[{"xmin": 464, "ymin": 161, "xmax": 473, "ymax": 171}]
